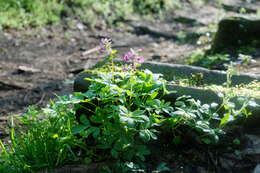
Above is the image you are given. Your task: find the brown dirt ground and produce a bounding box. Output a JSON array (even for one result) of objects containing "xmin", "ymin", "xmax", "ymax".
[
  {"xmin": 0, "ymin": 1, "xmax": 260, "ymax": 172},
  {"xmin": 1, "ymin": 1, "xmax": 260, "ymax": 118}
]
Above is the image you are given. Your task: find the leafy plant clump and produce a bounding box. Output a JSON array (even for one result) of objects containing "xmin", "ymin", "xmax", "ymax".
[
  {"xmin": 186, "ymin": 34, "xmax": 259, "ymax": 70},
  {"xmin": 186, "ymin": 49, "xmax": 230, "ymax": 69},
  {"xmin": 73, "ymin": 70, "xmax": 169, "ymax": 162},
  {"xmin": 0, "ymin": 38, "xmax": 256, "ymax": 172},
  {"xmin": 0, "ymin": 0, "xmax": 222, "ymax": 28},
  {"xmin": 0, "ymin": 0, "xmax": 175, "ymax": 28},
  {"xmin": 0, "ymin": 98, "xmax": 83, "ymax": 173},
  {"xmin": 67, "ymin": 39, "xmax": 256, "ymax": 170}
]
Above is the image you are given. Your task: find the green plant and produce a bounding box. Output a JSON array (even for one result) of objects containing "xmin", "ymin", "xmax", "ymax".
[
  {"xmin": 0, "ymin": 0, "xmax": 62, "ymax": 28},
  {"xmin": 0, "ymin": 96, "xmax": 84, "ymax": 173},
  {"xmin": 72, "ymin": 39, "xmax": 257, "ymax": 169},
  {"xmin": 164, "ymin": 95, "xmax": 224, "ymax": 144},
  {"xmin": 215, "ymin": 66, "xmax": 258, "ymax": 127},
  {"xmin": 186, "ymin": 50, "xmax": 230, "ymax": 69},
  {"xmin": 0, "ymin": 0, "xmax": 223, "ymax": 28},
  {"xmin": 0, "ymin": 0, "xmax": 176, "ymax": 28},
  {"xmin": 72, "ymin": 69, "xmax": 169, "ymax": 163},
  {"xmin": 132, "ymin": 0, "xmax": 170, "ymax": 15},
  {"xmin": 0, "ymin": 37, "xmax": 257, "ymax": 172}
]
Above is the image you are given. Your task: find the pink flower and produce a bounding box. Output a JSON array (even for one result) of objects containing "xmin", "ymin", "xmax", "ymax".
[
  {"xmin": 101, "ymin": 38, "xmax": 111, "ymax": 45},
  {"xmin": 99, "ymin": 38, "xmax": 112, "ymax": 54},
  {"xmin": 123, "ymin": 51, "xmax": 134, "ymax": 62},
  {"xmin": 135, "ymin": 56, "xmax": 144, "ymax": 64},
  {"xmin": 122, "ymin": 66, "xmax": 131, "ymax": 71},
  {"xmin": 99, "ymin": 44, "xmax": 105, "ymax": 53},
  {"xmin": 121, "ymin": 48, "xmax": 145, "ymax": 71},
  {"xmin": 122, "ymin": 48, "xmax": 144, "ymax": 64}
]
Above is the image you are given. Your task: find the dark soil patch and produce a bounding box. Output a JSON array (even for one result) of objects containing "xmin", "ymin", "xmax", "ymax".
[
  {"xmin": 0, "ymin": 0, "xmax": 260, "ymax": 172},
  {"xmin": 1, "ymin": 0, "xmax": 260, "ymax": 118}
]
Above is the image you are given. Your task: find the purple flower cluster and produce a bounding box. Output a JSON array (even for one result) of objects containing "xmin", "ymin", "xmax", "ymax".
[
  {"xmin": 122, "ymin": 48, "xmax": 144, "ymax": 64},
  {"xmin": 121, "ymin": 48, "xmax": 145, "ymax": 71},
  {"xmin": 98, "ymin": 38, "xmax": 145, "ymax": 71},
  {"xmin": 99, "ymin": 37, "xmax": 112, "ymax": 54}
]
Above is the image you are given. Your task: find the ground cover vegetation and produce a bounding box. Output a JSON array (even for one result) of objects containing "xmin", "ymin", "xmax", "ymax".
[
  {"xmin": 0, "ymin": 0, "xmax": 173, "ymax": 28},
  {"xmin": 186, "ymin": 19, "xmax": 260, "ymax": 70},
  {"xmin": 171, "ymin": 68, "xmax": 260, "ymax": 99},
  {"xmin": 0, "ymin": 39, "xmax": 258, "ymax": 173},
  {"xmin": 186, "ymin": 44, "xmax": 259, "ymax": 70},
  {"xmin": 0, "ymin": 0, "xmax": 218, "ymax": 28},
  {"xmin": 0, "ymin": 0, "xmax": 260, "ymax": 171}
]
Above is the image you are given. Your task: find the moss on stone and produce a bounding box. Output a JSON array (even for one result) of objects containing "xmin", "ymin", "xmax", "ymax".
[{"xmin": 210, "ymin": 17, "xmax": 260, "ymax": 54}]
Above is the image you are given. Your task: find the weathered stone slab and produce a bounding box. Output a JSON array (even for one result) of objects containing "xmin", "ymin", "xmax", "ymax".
[
  {"xmin": 164, "ymin": 84, "xmax": 222, "ymax": 105},
  {"xmin": 140, "ymin": 61, "xmax": 260, "ymax": 86},
  {"xmin": 74, "ymin": 71, "xmax": 93, "ymax": 93},
  {"xmin": 87, "ymin": 60, "xmax": 260, "ymax": 86},
  {"xmin": 165, "ymin": 84, "xmax": 260, "ymax": 130},
  {"xmin": 210, "ymin": 17, "xmax": 260, "ymax": 54},
  {"xmin": 74, "ymin": 61, "xmax": 260, "ymax": 130}
]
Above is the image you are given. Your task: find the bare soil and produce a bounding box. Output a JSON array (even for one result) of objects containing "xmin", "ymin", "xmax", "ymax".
[{"xmin": 0, "ymin": 1, "xmax": 260, "ymax": 172}]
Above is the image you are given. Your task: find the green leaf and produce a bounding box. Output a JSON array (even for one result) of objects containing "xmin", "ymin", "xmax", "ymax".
[
  {"xmin": 226, "ymin": 102, "xmax": 235, "ymax": 109},
  {"xmin": 72, "ymin": 125, "xmax": 87, "ymax": 135},
  {"xmin": 175, "ymin": 101, "xmax": 185, "ymax": 107},
  {"xmin": 237, "ymin": 97, "xmax": 247, "ymax": 104},
  {"xmin": 233, "ymin": 138, "xmax": 240, "ymax": 145},
  {"xmin": 126, "ymin": 90, "xmax": 134, "ymax": 97},
  {"xmin": 214, "ymin": 134, "xmax": 219, "ymax": 142},
  {"xmin": 220, "ymin": 112, "xmax": 232, "ymax": 126},
  {"xmin": 111, "ymin": 149, "xmax": 119, "ymax": 158},
  {"xmin": 211, "ymin": 102, "xmax": 218, "ymax": 109},
  {"xmin": 96, "ymin": 144, "xmax": 111, "ymax": 149},
  {"xmin": 137, "ymin": 115, "xmax": 150, "ymax": 122},
  {"xmin": 150, "ymin": 92, "xmax": 158, "ymax": 99},
  {"xmin": 152, "ymin": 73, "xmax": 163, "ymax": 81},
  {"xmin": 120, "ymin": 116, "xmax": 135, "ymax": 127},
  {"xmin": 132, "ymin": 110, "xmax": 145, "ymax": 116},
  {"xmin": 90, "ymin": 115, "xmax": 103, "ymax": 123},
  {"xmin": 135, "ymin": 145, "xmax": 150, "ymax": 161},
  {"xmin": 173, "ymin": 136, "xmax": 182, "ymax": 145},
  {"xmin": 91, "ymin": 127, "xmax": 100, "ymax": 138},
  {"xmin": 118, "ymin": 105, "xmax": 129, "ymax": 115},
  {"xmin": 233, "ymin": 149, "xmax": 240, "ymax": 156},
  {"xmin": 218, "ymin": 92, "xmax": 224, "ymax": 98},
  {"xmin": 84, "ymin": 157, "xmax": 92, "ymax": 164},
  {"xmin": 76, "ymin": 127, "xmax": 98, "ymax": 139},
  {"xmin": 80, "ymin": 115, "xmax": 90, "ymax": 126},
  {"xmin": 248, "ymin": 100, "xmax": 259, "ymax": 107},
  {"xmin": 139, "ymin": 129, "xmax": 150, "ymax": 142},
  {"xmin": 201, "ymin": 138, "xmax": 212, "ymax": 144},
  {"xmin": 149, "ymin": 131, "xmax": 157, "ymax": 140},
  {"xmin": 155, "ymin": 162, "xmax": 170, "ymax": 172}
]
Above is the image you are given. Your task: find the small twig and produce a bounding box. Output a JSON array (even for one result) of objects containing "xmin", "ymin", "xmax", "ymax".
[
  {"xmin": 0, "ymin": 81, "xmax": 26, "ymax": 90},
  {"xmin": 0, "ymin": 113, "xmax": 21, "ymax": 121},
  {"xmin": 23, "ymin": 91, "xmax": 30, "ymax": 103},
  {"xmin": 0, "ymin": 117, "xmax": 8, "ymax": 121},
  {"xmin": 35, "ymin": 93, "xmax": 46, "ymax": 106},
  {"xmin": 81, "ymin": 46, "xmax": 100, "ymax": 57},
  {"xmin": 18, "ymin": 65, "xmax": 40, "ymax": 73}
]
